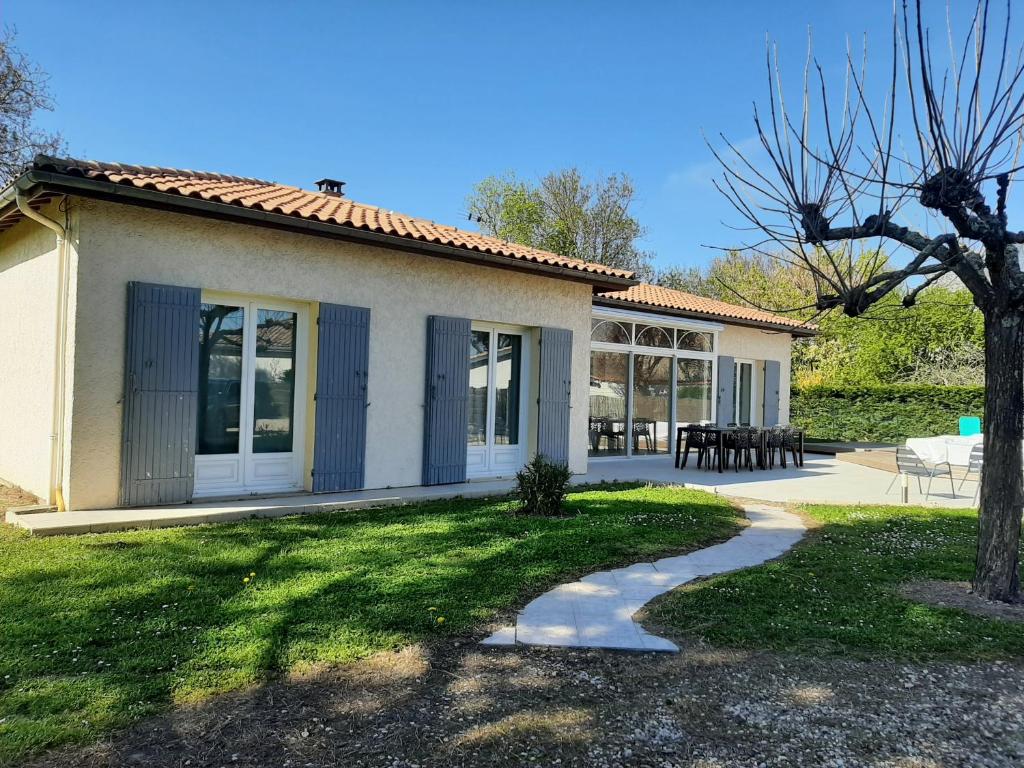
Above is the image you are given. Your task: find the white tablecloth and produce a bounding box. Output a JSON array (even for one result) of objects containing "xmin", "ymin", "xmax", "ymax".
[{"xmin": 905, "ymin": 435, "xmax": 982, "ymax": 466}]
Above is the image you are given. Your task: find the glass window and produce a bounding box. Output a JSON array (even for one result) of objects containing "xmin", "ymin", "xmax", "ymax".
[
  {"xmin": 591, "ymin": 319, "xmax": 630, "ymax": 345},
  {"xmin": 589, "ymin": 351, "xmax": 628, "ymax": 457},
  {"xmin": 468, "ymin": 330, "xmax": 490, "ymax": 446},
  {"xmin": 634, "ymin": 324, "xmax": 673, "ymax": 348},
  {"xmin": 197, "ymin": 303, "xmax": 245, "ymax": 455},
  {"xmin": 677, "ymin": 330, "xmax": 713, "ymax": 352},
  {"xmin": 493, "ymin": 334, "xmax": 521, "ymax": 445},
  {"xmin": 736, "ymin": 362, "xmax": 753, "ymax": 425},
  {"xmin": 252, "ymin": 309, "xmax": 297, "ymax": 453},
  {"xmin": 632, "ymin": 355, "xmax": 672, "ymax": 454},
  {"xmin": 677, "ymin": 359, "xmax": 713, "ymax": 424}
]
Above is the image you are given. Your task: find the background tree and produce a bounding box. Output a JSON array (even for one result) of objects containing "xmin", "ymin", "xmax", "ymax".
[
  {"xmin": 658, "ymin": 251, "xmax": 985, "ymax": 387},
  {"xmin": 467, "ymin": 168, "xmax": 654, "ymax": 279},
  {"xmin": 0, "ymin": 29, "xmax": 61, "ymax": 182},
  {"xmin": 658, "ymin": 249, "xmax": 818, "ymax": 315},
  {"xmin": 712, "ymin": 0, "xmax": 1024, "ymax": 601}
]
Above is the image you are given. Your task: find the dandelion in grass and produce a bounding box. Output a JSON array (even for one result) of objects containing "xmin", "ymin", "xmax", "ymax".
[{"xmin": 436, "ymin": 616, "xmax": 445, "ymax": 624}]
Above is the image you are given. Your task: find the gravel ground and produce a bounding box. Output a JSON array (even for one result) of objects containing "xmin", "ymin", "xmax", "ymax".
[{"xmin": 33, "ymin": 638, "xmax": 1024, "ymax": 768}]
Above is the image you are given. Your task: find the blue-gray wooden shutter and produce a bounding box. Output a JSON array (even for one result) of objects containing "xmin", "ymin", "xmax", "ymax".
[
  {"xmin": 762, "ymin": 359, "xmax": 781, "ymax": 427},
  {"xmin": 716, "ymin": 355, "xmax": 735, "ymax": 426},
  {"xmin": 120, "ymin": 282, "xmax": 200, "ymax": 507},
  {"xmin": 422, "ymin": 316, "xmax": 472, "ymax": 485},
  {"xmin": 312, "ymin": 303, "xmax": 370, "ymax": 492},
  {"xmin": 537, "ymin": 327, "xmax": 573, "ymax": 466}
]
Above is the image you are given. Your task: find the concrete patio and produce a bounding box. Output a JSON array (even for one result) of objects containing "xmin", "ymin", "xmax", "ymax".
[
  {"xmin": 585, "ymin": 453, "xmax": 978, "ymax": 508},
  {"xmin": 6, "ymin": 452, "xmax": 975, "ymax": 535}
]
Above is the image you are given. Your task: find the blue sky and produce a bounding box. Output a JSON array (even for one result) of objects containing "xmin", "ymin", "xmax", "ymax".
[{"xmin": 2, "ymin": 0, "xmax": 987, "ymax": 272}]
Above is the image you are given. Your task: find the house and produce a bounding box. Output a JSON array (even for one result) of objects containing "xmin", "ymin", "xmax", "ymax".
[{"xmin": 0, "ymin": 156, "xmax": 813, "ymax": 512}]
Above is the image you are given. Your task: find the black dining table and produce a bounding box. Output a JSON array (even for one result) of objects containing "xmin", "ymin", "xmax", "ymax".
[{"xmin": 674, "ymin": 425, "xmax": 804, "ymax": 472}]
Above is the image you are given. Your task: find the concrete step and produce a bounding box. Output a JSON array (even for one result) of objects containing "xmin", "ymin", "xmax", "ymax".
[{"xmin": 6, "ymin": 479, "xmax": 517, "ymax": 536}]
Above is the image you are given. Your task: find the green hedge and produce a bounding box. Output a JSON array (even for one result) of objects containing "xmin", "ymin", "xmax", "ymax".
[{"xmin": 791, "ymin": 385, "xmax": 985, "ymax": 443}]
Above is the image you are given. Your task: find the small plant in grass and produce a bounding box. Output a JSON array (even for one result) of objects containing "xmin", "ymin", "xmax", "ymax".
[{"xmin": 514, "ymin": 454, "xmax": 572, "ymax": 516}]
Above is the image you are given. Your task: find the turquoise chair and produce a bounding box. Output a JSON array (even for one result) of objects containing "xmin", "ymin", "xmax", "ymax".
[{"xmin": 959, "ymin": 416, "xmax": 982, "ymax": 436}]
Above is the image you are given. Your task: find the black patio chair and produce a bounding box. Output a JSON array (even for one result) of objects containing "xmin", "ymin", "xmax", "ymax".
[
  {"xmin": 765, "ymin": 426, "xmax": 787, "ymax": 468},
  {"xmin": 591, "ymin": 417, "xmax": 623, "ymax": 453},
  {"xmin": 728, "ymin": 427, "xmax": 756, "ymax": 472},
  {"xmin": 632, "ymin": 418, "xmax": 655, "ymax": 453},
  {"xmin": 678, "ymin": 426, "xmax": 706, "ymax": 469},
  {"xmin": 588, "ymin": 417, "xmax": 602, "ymax": 452},
  {"xmin": 703, "ymin": 428, "xmax": 725, "ymax": 471},
  {"xmin": 781, "ymin": 427, "xmax": 802, "ymax": 468}
]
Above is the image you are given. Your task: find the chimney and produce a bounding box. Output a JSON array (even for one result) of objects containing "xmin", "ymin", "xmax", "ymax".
[{"xmin": 315, "ymin": 178, "xmax": 345, "ymax": 197}]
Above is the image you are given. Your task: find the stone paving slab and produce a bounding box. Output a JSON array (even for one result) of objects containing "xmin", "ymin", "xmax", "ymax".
[{"xmin": 483, "ymin": 504, "xmax": 806, "ymax": 652}]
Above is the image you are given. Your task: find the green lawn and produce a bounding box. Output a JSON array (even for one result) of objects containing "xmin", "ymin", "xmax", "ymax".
[
  {"xmin": 0, "ymin": 484, "xmax": 739, "ymax": 763},
  {"xmin": 650, "ymin": 503, "xmax": 1024, "ymax": 659}
]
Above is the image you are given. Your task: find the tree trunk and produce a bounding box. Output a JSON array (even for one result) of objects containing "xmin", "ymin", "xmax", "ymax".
[{"xmin": 974, "ymin": 309, "xmax": 1024, "ymax": 602}]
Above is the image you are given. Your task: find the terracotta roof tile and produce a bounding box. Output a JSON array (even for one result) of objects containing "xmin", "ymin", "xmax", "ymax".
[
  {"xmin": 599, "ymin": 283, "xmax": 816, "ymax": 334},
  {"xmin": 29, "ymin": 156, "xmax": 634, "ymax": 282}
]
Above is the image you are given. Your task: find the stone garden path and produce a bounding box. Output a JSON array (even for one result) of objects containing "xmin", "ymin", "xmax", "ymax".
[{"xmin": 482, "ymin": 504, "xmax": 806, "ymax": 652}]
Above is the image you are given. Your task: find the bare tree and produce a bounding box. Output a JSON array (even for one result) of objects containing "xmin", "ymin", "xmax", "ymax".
[
  {"xmin": 0, "ymin": 29, "xmax": 61, "ymax": 183},
  {"xmin": 713, "ymin": 0, "xmax": 1024, "ymax": 601}
]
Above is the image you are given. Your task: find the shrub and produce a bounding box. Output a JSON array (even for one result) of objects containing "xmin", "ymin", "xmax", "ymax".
[
  {"xmin": 791, "ymin": 384, "xmax": 985, "ymax": 443},
  {"xmin": 514, "ymin": 454, "xmax": 572, "ymax": 516}
]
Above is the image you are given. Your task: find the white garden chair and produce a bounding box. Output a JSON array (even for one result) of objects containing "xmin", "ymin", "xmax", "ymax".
[
  {"xmin": 886, "ymin": 446, "xmax": 956, "ymax": 500},
  {"xmin": 957, "ymin": 444, "xmax": 983, "ymax": 505}
]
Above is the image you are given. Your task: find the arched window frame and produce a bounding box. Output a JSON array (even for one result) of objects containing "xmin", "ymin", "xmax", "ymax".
[
  {"xmin": 634, "ymin": 324, "xmax": 673, "ymax": 349},
  {"xmin": 676, "ymin": 330, "xmax": 714, "ymax": 353},
  {"xmin": 590, "ymin": 319, "xmax": 631, "ymax": 345}
]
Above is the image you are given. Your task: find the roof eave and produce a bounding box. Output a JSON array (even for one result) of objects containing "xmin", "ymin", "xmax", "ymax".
[
  {"xmin": 6, "ymin": 171, "xmax": 639, "ymax": 293},
  {"xmin": 592, "ymin": 296, "xmax": 818, "ymax": 337}
]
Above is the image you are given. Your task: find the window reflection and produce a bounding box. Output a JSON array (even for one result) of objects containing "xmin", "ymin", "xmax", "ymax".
[
  {"xmin": 591, "ymin": 319, "xmax": 630, "ymax": 344},
  {"xmin": 635, "ymin": 325, "xmax": 673, "ymax": 348},
  {"xmin": 252, "ymin": 309, "xmax": 297, "ymax": 453},
  {"xmin": 735, "ymin": 362, "xmax": 753, "ymax": 425},
  {"xmin": 198, "ymin": 303, "xmax": 244, "ymax": 455},
  {"xmin": 493, "ymin": 334, "xmax": 521, "ymax": 445},
  {"xmin": 677, "ymin": 331, "xmax": 713, "ymax": 352},
  {"xmin": 468, "ymin": 330, "xmax": 490, "ymax": 446},
  {"xmin": 677, "ymin": 359, "xmax": 713, "ymax": 424},
  {"xmin": 588, "ymin": 351, "xmax": 628, "ymax": 457},
  {"xmin": 633, "ymin": 355, "xmax": 672, "ymax": 454}
]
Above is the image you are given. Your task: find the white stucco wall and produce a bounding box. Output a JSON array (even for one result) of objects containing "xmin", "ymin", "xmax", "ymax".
[
  {"xmin": 67, "ymin": 199, "xmax": 594, "ymax": 510},
  {"xmin": 0, "ymin": 213, "xmax": 59, "ymax": 501},
  {"xmin": 717, "ymin": 323, "xmax": 794, "ymax": 423}
]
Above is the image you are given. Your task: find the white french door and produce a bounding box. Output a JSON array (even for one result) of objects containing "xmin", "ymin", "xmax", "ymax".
[
  {"xmin": 194, "ymin": 295, "xmax": 308, "ymax": 498},
  {"xmin": 466, "ymin": 324, "xmax": 529, "ymax": 478}
]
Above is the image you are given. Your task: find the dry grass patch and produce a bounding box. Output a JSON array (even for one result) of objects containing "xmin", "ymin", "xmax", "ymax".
[{"xmin": 901, "ymin": 580, "xmax": 1024, "ymax": 622}]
